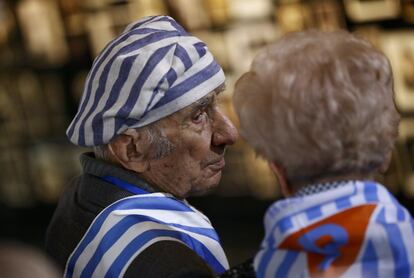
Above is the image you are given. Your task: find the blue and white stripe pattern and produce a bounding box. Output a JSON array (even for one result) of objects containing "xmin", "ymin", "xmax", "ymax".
[
  {"xmin": 254, "ymin": 180, "xmax": 414, "ymax": 278},
  {"xmin": 64, "ymin": 192, "xmax": 229, "ymax": 277},
  {"xmin": 67, "ymin": 15, "xmax": 225, "ymax": 146}
]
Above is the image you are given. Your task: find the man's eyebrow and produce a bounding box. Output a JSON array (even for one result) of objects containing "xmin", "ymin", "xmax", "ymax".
[
  {"xmin": 191, "ymin": 94, "xmax": 215, "ymax": 112},
  {"xmin": 190, "ymin": 83, "xmax": 224, "ymax": 111},
  {"xmin": 216, "ymin": 83, "xmax": 226, "ymax": 92}
]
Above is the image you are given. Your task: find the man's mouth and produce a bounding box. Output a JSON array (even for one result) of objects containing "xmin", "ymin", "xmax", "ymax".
[{"xmin": 207, "ymin": 157, "xmax": 225, "ymax": 171}]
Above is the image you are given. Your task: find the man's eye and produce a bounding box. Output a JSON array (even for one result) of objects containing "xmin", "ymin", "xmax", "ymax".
[{"xmin": 192, "ymin": 112, "xmax": 206, "ymax": 124}]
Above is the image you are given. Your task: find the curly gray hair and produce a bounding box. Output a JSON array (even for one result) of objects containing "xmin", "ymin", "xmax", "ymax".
[{"xmin": 233, "ymin": 30, "xmax": 400, "ymax": 188}]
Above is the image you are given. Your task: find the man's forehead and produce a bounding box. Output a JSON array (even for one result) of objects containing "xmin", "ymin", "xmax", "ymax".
[
  {"xmin": 176, "ymin": 88, "xmax": 224, "ymax": 116},
  {"xmin": 158, "ymin": 84, "xmax": 226, "ymax": 124},
  {"xmin": 192, "ymin": 84, "xmax": 226, "ymax": 108},
  {"xmin": 194, "ymin": 92, "xmax": 216, "ymax": 107}
]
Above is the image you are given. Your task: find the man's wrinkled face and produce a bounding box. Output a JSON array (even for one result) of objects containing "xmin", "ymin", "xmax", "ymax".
[{"xmin": 142, "ymin": 91, "xmax": 238, "ymax": 198}]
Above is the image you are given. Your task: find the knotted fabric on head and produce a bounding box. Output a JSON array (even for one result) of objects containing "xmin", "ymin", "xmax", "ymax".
[{"xmin": 66, "ymin": 15, "xmax": 225, "ymax": 146}]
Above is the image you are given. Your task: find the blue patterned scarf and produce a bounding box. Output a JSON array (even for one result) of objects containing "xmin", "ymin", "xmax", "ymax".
[{"xmin": 255, "ymin": 180, "xmax": 414, "ymax": 277}]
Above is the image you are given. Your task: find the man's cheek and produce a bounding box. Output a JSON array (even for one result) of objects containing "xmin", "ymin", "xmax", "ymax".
[{"xmin": 190, "ymin": 141, "xmax": 212, "ymax": 160}]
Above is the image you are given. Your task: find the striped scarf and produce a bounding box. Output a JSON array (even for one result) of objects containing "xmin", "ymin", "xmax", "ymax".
[
  {"xmin": 255, "ymin": 180, "xmax": 414, "ymax": 278},
  {"xmin": 64, "ymin": 192, "xmax": 229, "ymax": 277}
]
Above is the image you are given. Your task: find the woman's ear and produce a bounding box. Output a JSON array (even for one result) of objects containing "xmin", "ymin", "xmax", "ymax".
[
  {"xmin": 379, "ymin": 150, "xmax": 393, "ymax": 174},
  {"xmin": 268, "ymin": 162, "xmax": 292, "ymax": 197},
  {"xmin": 108, "ymin": 129, "xmax": 151, "ymax": 173}
]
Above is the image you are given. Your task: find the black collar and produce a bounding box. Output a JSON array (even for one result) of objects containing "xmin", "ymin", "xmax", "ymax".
[{"xmin": 80, "ymin": 152, "xmax": 156, "ymax": 193}]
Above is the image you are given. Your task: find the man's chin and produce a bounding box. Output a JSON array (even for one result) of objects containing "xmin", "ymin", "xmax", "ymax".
[
  {"xmin": 188, "ymin": 172, "xmax": 222, "ymax": 197},
  {"xmin": 189, "ymin": 187, "xmax": 215, "ymax": 197}
]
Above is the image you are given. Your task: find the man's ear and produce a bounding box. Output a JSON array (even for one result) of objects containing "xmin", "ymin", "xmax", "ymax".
[
  {"xmin": 107, "ymin": 129, "xmax": 151, "ymax": 173},
  {"xmin": 268, "ymin": 162, "xmax": 292, "ymax": 197}
]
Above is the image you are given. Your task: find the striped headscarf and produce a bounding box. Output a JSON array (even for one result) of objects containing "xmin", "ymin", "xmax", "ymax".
[
  {"xmin": 64, "ymin": 192, "xmax": 229, "ymax": 277},
  {"xmin": 67, "ymin": 15, "xmax": 225, "ymax": 146},
  {"xmin": 255, "ymin": 180, "xmax": 414, "ymax": 277}
]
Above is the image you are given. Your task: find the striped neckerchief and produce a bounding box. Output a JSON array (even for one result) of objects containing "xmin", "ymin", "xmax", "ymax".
[{"xmin": 255, "ymin": 180, "xmax": 414, "ymax": 277}]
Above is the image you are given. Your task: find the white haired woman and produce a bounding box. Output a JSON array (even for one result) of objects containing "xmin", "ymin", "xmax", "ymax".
[{"xmin": 233, "ymin": 31, "xmax": 414, "ymax": 277}]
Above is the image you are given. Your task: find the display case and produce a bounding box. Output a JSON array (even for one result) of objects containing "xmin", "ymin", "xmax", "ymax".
[{"xmin": 0, "ymin": 0, "xmax": 413, "ymax": 206}]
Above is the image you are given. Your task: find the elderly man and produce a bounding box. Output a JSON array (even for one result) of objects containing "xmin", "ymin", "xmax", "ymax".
[
  {"xmin": 234, "ymin": 31, "xmax": 414, "ymax": 277},
  {"xmin": 46, "ymin": 16, "xmax": 237, "ymax": 278}
]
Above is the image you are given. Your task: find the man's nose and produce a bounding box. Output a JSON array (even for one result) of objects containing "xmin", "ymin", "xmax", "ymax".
[{"xmin": 212, "ymin": 110, "xmax": 239, "ymax": 146}]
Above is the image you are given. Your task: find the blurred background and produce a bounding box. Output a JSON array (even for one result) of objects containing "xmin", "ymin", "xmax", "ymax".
[{"xmin": 0, "ymin": 0, "xmax": 413, "ymax": 268}]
